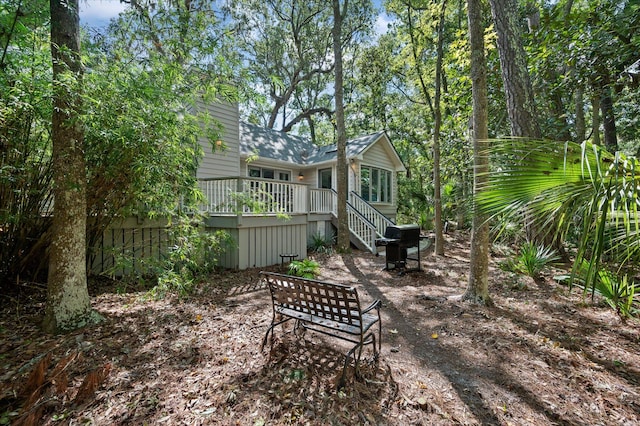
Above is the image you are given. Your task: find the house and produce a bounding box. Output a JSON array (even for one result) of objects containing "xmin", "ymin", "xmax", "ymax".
[
  {"xmin": 92, "ymin": 100, "xmax": 406, "ymax": 274},
  {"xmin": 196, "ymin": 101, "xmax": 406, "ymax": 269}
]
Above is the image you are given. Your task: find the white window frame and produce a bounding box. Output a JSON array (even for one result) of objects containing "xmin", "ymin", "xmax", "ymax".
[
  {"xmin": 248, "ymin": 166, "xmax": 291, "ymax": 181},
  {"xmin": 361, "ymin": 165, "xmax": 392, "ymax": 203}
]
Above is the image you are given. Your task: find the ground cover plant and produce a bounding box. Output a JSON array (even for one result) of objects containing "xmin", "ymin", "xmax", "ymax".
[{"xmin": 1, "ymin": 233, "xmax": 639, "ymax": 425}]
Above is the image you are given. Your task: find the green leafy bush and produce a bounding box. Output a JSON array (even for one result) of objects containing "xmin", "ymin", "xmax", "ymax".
[
  {"xmin": 288, "ymin": 259, "xmax": 320, "ymax": 279},
  {"xmin": 594, "ymin": 273, "xmax": 637, "ymax": 319},
  {"xmin": 504, "ymin": 241, "xmax": 559, "ymax": 280},
  {"xmin": 308, "ymin": 232, "xmax": 335, "ymax": 253},
  {"xmin": 570, "ymin": 261, "xmax": 639, "ymax": 319},
  {"xmin": 150, "ymin": 216, "xmax": 232, "ymax": 298}
]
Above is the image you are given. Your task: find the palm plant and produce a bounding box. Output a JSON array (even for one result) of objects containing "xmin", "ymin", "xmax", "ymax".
[
  {"xmin": 476, "ymin": 138, "xmax": 640, "ymax": 297},
  {"xmin": 511, "ymin": 241, "xmax": 559, "ymax": 280}
]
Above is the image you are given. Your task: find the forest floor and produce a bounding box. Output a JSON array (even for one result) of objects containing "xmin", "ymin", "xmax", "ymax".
[{"xmin": 1, "ymin": 231, "xmax": 640, "ymax": 425}]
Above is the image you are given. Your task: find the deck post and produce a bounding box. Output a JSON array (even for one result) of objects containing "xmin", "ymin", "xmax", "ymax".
[{"xmin": 236, "ymin": 177, "xmax": 243, "ymax": 226}]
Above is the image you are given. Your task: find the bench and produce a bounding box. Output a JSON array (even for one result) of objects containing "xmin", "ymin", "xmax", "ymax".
[{"xmin": 260, "ymin": 271, "xmax": 381, "ymax": 387}]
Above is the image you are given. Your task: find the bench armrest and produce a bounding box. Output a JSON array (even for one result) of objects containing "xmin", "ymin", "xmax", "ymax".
[{"xmin": 362, "ymin": 299, "xmax": 381, "ymax": 314}]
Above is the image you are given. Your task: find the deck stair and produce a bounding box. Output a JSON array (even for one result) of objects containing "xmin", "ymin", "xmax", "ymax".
[{"xmin": 328, "ymin": 190, "xmax": 396, "ymax": 254}]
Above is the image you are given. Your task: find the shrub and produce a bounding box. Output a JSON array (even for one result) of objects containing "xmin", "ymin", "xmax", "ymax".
[
  {"xmin": 288, "ymin": 259, "xmax": 320, "ymax": 279},
  {"xmin": 594, "ymin": 272, "xmax": 638, "ymax": 319},
  {"xmin": 308, "ymin": 232, "xmax": 335, "ymax": 254},
  {"xmin": 505, "ymin": 241, "xmax": 559, "ymax": 280},
  {"xmin": 150, "ymin": 216, "xmax": 232, "ymax": 298}
]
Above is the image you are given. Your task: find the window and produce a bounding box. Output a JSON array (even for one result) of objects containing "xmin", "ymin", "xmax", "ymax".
[
  {"xmin": 278, "ymin": 172, "xmax": 290, "ymax": 181},
  {"xmin": 318, "ymin": 168, "xmax": 332, "ymax": 189},
  {"xmin": 248, "ymin": 166, "xmax": 290, "ymax": 181},
  {"xmin": 361, "ymin": 166, "xmax": 392, "ymax": 203}
]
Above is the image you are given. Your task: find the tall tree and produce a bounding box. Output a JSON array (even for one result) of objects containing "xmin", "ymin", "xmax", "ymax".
[
  {"xmin": 464, "ymin": 0, "xmax": 491, "ymax": 305},
  {"xmin": 230, "ymin": 0, "xmax": 335, "ymax": 134},
  {"xmin": 488, "ymin": 0, "xmax": 541, "ymax": 139},
  {"xmin": 333, "ymin": 0, "xmax": 349, "ymax": 252},
  {"xmin": 44, "ymin": 0, "xmax": 97, "ymax": 333},
  {"xmin": 432, "ymin": 0, "xmax": 447, "ymax": 256}
]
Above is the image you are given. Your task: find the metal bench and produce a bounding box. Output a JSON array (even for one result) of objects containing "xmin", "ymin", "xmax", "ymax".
[{"xmin": 260, "ymin": 271, "xmax": 381, "ymax": 387}]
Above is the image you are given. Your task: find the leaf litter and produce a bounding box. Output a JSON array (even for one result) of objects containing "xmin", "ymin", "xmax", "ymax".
[{"xmin": 1, "ymin": 232, "xmax": 639, "ymax": 425}]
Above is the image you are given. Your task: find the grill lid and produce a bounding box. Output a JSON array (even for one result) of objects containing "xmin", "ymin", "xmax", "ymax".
[{"xmin": 383, "ymin": 224, "xmax": 420, "ymax": 240}]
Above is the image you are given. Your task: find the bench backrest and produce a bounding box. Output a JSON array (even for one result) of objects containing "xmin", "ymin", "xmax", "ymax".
[{"xmin": 261, "ymin": 271, "xmax": 364, "ymax": 328}]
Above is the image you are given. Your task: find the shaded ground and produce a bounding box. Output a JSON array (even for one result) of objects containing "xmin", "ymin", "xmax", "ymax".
[{"xmin": 1, "ymin": 232, "xmax": 639, "ymax": 425}]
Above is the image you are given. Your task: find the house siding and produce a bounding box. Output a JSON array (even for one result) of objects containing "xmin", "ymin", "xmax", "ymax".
[
  {"xmin": 205, "ymin": 215, "xmax": 308, "ymax": 269},
  {"xmin": 195, "ymin": 100, "xmax": 240, "ymax": 179},
  {"xmin": 360, "ymin": 143, "xmax": 399, "ymax": 219},
  {"xmin": 237, "ymin": 218, "xmax": 307, "ymax": 269}
]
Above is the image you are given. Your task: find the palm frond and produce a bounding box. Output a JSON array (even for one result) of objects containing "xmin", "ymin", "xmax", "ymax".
[{"xmin": 476, "ymin": 138, "xmax": 640, "ymax": 292}]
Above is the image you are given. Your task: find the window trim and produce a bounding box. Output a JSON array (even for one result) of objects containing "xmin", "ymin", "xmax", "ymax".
[
  {"xmin": 360, "ymin": 165, "xmax": 392, "ymax": 203},
  {"xmin": 248, "ymin": 166, "xmax": 291, "ymax": 182}
]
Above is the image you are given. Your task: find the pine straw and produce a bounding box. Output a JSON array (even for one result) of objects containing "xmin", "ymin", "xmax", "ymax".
[{"xmin": 1, "ymin": 232, "xmax": 639, "ymax": 425}]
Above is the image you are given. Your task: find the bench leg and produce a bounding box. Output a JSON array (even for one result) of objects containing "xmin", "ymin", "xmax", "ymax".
[
  {"xmin": 261, "ymin": 317, "xmax": 293, "ymax": 352},
  {"xmin": 261, "ymin": 325, "xmax": 275, "ymax": 352}
]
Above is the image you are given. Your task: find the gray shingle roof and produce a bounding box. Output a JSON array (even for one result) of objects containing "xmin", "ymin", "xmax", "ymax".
[{"xmin": 240, "ymin": 122, "xmax": 386, "ymax": 166}]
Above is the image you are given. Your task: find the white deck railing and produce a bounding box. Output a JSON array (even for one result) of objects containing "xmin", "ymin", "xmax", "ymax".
[
  {"xmin": 309, "ymin": 188, "xmax": 335, "ymax": 213},
  {"xmin": 197, "ymin": 179, "xmax": 380, "ymax": 253},
  {"xmin": 198, "ymin": 177, "xmax": 308, "ymax": 215}
]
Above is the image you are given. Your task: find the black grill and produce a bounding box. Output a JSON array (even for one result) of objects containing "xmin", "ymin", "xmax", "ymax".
[{"xmin": 375, "ymin": 224, "xmax": 422, "ymax": 273}]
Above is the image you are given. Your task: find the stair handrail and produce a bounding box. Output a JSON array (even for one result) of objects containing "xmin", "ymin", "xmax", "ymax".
[
  {"xmin": 348, "ymin": 191, "xmax": 395, "ymax": 237},
  {"xmin": 330, "ymin": 190, "xmax": 377, "ymax": 253}
]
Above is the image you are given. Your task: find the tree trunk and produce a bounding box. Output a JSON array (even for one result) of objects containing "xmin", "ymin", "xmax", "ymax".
[
  {"xmin": 464, "ymin": 0, "xmax": 491, "ymax": 305},
  {"xmin": 488, "ymin": 0, "xmax": 541, "ymax": 139},
  {"xmin": 575, "ymin": 85, "xmax": 586, "ymax": 143},
  {"xmin": 44, "ymin": 0, "xmax": 96, "ymax": 333},
  {"xmin": 591, "ymin": 93, "xmax": 601, "ymax": 145},
  {"xmin": 598, "ymin": 73, "xmax": 618, "ymax": 151},
  {"xmin": 433, "ymin": 0, "xmax": 447, "ymax": 256},
  {"xmin": 333, "ymin": 0, "xmax": 349, "ymax": 253}
]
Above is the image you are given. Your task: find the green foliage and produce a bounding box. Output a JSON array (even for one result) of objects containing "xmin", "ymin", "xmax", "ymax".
[
  {"xmin": 569, "ymin": 261, "xmax": 639, "ymax": 319},
  {"xmin": 505, "ymin": 241, "xmax": 559, "ymax": 280},
  {"xmin": 150, "ymin": 217, "xmax": 233, "ymax": 299},
  {"xmin": 477, "ymin": 138, "xmax": 640, "ymax": 293},
  {"xmin": 288, "ymin": 259, "xmax": 320, "ymax": 279},
  {"xmin": 593, "ymin": 272, "xmax": 637, "ymax": 319},
  {"xmin": 0, "ymin": 4, "xmax": 53, "ymax": 285},
  {"xmin": 229, "ymin": 0, "xmax": 374, "ymax": 138},
  {"xmin": 0, "ymin": 1, "xmax": 238, "ymax": 286},
  {"xmin": 308, "ymin": 233, "xmax": 335, "ymax": 254}
]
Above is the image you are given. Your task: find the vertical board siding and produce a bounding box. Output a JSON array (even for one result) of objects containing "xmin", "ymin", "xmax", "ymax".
[{"xmin": 237, "ymin": 223, "xmax": 307, "ymax": 269}]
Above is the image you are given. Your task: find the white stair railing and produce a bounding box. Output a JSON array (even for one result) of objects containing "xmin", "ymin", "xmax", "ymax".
[
  {"xmin": 330, "ymin": 190, "xmax": 377, "ymax": 253},
  {"xmin": 348, "ymin": 192, "xmax": 395, "ymax": 237}
]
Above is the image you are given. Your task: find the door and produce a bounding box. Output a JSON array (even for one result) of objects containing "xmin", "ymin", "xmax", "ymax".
[{"xmin": 318, "ymin": 168, "xmax": 332, "ymax": 189}]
